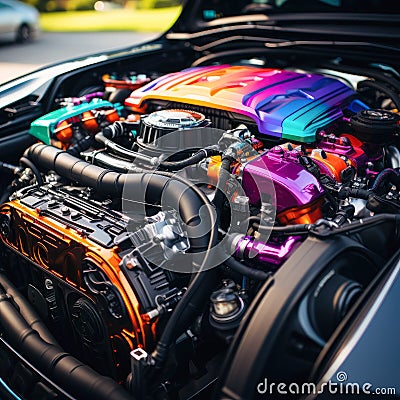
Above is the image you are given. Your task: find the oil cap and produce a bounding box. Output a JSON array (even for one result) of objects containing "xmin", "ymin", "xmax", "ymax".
[{"xmin": 350, "ymin": 109, "xmax": 400, "ymax": 143}]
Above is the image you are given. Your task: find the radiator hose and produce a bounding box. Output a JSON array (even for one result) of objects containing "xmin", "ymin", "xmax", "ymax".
[
  {"xmin": 0, "ymin": 282, "xmax": 134, "ymax": 400},
  {"xmin": 25, "ymin": 143, "xmax": 218, "ymax": 367},
  {"xmin": 0, "ymin": 273, "xmax": 57, "ymax": 346},
  {"xmin": 25, "ymin": 142, "xmax": 213, "ymax": 253}
]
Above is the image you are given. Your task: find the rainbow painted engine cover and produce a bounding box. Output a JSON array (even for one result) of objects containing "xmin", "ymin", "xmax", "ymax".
[{"xmin": 125, "ymin": 65, "xmax": 363, "ymax": 142}]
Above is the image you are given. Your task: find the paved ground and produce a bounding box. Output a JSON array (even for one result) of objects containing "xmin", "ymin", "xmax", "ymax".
[{"xmin": 0, "ymin": 31, "xmax": 159, "ymax": 84}]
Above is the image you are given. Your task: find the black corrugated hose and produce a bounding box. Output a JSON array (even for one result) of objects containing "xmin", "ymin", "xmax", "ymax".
[
  {"xmin": 0, "ymin": 281, "xmax": 134, "ymax": 400},
  {"xmin": 25, "ymin": 143, "xmax": 218, "ymax": 369}
]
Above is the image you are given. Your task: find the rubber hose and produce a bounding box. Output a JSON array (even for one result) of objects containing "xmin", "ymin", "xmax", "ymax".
[
  {"xmin": 25, "ymin": 143, "xmax": 218, "ymax": 366},
  {"xmin": 19, "ymin": 156, "xmax": 43, "ymax": 186},
  {"xmin": 0, "ymin": 273, "xmax": 58, "ymax": 346},
  {"xmin": 158, "ymin": 147, "xmax": 221, "ymax": 170},
  {"xmin": 67, "ymin": 135, "xmax": 95, "ymax": 157},
  {"xmin": 311, "ymin": 213, "xmax": 400, "ymax": 237},
  {"xmin": 224, "ymin": 256, "xmax": 271, "ymax": 281},
  {"xmin": 83, "ymin": 150, "xmax": 145, "ymax": 173},
  {"xmin": 95, "ymin": 132, "xmax": 153, "ymax": 164},
  {"xmin": 371, "ymin": 168, "xmax": 400, "ymax": 193},
  {"xmin": 0, "ymin": 285, "xmax": 133, "ymax": 400}
]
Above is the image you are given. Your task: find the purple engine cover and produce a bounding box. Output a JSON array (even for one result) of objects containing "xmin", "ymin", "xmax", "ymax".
[{"xmin": 242, "ymin": 147, "xmax": 325, "ymax": 212}]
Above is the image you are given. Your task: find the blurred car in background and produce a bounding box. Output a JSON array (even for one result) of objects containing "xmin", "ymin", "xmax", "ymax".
[{"xmin": 0, "ymin": 0, "xmax": 39, "ymax": 43}]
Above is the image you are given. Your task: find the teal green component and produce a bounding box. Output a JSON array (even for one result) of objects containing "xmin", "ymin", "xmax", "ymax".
[
  {"xmin": 281, "ymin": 86, "xmax": 354, "ymax": 143},
  {"xmin": 281, "ymin": 130, "xmax": 316, "ymax": 143},
  {"xmin": 113, "ymin": 102, "xmax": 125, "ymax": 115},
  {"xmin": 29, "ymin": 99, "xmax": 115, "ymax": 144}
]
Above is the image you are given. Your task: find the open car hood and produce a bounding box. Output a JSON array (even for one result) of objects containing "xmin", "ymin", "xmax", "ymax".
[
  {"xmin": 1, "ymin": 2, "xmax": 400, "ymax": 400},
  {"xmin": 171, "ymin": 0, "xmax": 400, "ymax": 31}
]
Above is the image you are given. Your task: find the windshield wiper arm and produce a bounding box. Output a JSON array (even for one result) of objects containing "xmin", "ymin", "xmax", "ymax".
[
  {"xmin": 167, "ymin": 24, "xmax": 284, "ymax": 40},
  {"xmin": 193, "ymin": 36, "xmax": 277, "ymax": 51},
  {"xmin": 193, "ymin": 35, "xmax": 400, "ymax": 54},
  {"xmin": 264, "ymin": 39, "xmax": 400, "ymax": 53}
]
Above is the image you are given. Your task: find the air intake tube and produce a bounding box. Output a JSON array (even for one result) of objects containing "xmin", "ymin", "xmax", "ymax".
[
  {"xmin": 25, "ymin": 143, "xmax": 218, "ymax": 367},
  {"xmin": 25, "ymin": 143, "xmax": 214, "ymax": 252}
]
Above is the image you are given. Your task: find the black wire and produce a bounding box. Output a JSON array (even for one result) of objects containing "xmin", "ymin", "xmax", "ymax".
[
  {"xmin": 311, "ymin": 213, "xmax": 400, "ymax": 237},
  {"xmin": 224, "ymin": 256, "xmax": 271, "ymax": 281},
  {"xmin": 241, "ymin": 216, "xmax": 312, "ymax": 236},
  {"xmin": 158, "ymin": 147, "xmax": 221, "ymax": 170},
  {"xmin": 95, "ymin": 132, "xmax": 156, "ymax": 164}
]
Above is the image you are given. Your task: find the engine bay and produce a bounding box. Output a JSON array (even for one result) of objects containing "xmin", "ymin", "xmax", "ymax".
[{"xmin": 1, "ymin": 57, "xmax": 400, "ymax": 399}]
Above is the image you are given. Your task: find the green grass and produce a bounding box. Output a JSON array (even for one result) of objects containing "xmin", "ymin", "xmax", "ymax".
[{"xmin": 40, "ymin": 6, "xmax": 181, "ymax": 32}]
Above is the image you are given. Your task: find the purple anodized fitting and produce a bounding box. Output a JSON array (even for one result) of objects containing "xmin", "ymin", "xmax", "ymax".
[
  {"xmin": 235, "ymin": 235, "xmax": 302, "ymax": 267},
  {"xmin": 316, "ymin": 131, "xmax": 369, "ymax": 171},
  {"xmin": 241, "ymin": 148, "xmax": 324, "ymax": 213}
]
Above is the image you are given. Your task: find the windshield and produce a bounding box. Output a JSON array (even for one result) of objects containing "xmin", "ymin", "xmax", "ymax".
[{"xmin": 200, "ymin": 0, "xmax": 400, "ymax": 20}]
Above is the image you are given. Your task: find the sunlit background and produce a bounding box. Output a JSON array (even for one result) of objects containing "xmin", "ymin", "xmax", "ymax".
[
  {"xmin": 0, "ymin": 0, "xmax": 183, "ymax": 83},
  {"xmin": 30, "ymin": 0, "xmax": 182, "ymax": 31}
]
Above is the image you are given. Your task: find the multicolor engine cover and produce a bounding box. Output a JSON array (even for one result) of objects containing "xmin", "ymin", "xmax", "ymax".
[{"xmin": 125, "ymin": 65, "xmax": 362, "ymax": 142}]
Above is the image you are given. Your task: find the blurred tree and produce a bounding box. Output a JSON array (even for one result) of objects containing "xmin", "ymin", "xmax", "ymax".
[
  {"xmin": 21, "ymin": 0, "xmax": 181, "ymax": 11},
  {"xmin": 137, "ymin": 0, "xmax": 181, "ymax": 8}
]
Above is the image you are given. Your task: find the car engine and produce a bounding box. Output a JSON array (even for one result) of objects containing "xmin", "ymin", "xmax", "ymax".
[{"xmin": 1, "ymin": 62, "xmax": 400, "ymax": 400}]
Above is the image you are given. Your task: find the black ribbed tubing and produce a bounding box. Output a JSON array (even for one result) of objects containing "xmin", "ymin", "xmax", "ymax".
[
  {"xmin": 25, "ymin": 143, "xmax": 212, "ymax": 253},
  {"xmin": 0, "ymin": 284, "xmax": 133, "ymax": 400},
  {"xmin": 0, "ymin": 273, "xmax": 57, "ymax": 346},
  {"xmin": 25, "ymin": 143, "xmax": 218, "ymax": 367}
]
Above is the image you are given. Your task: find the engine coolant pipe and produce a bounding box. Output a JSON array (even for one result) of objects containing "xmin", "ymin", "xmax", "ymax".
[
  {"xmin": 25, "ymin": 143, "xmax": 218, "ymax": 369},
  {"xmin": 0, "ymin": 282, "xmax": 134, "ymax": 400},
  {"xmin": 0, "ymin": 273, "xmax": 57, "ymax": 346},
  {"xmin": 233, "ymin": 235, "xmax": 302, "ymax": 268}
]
